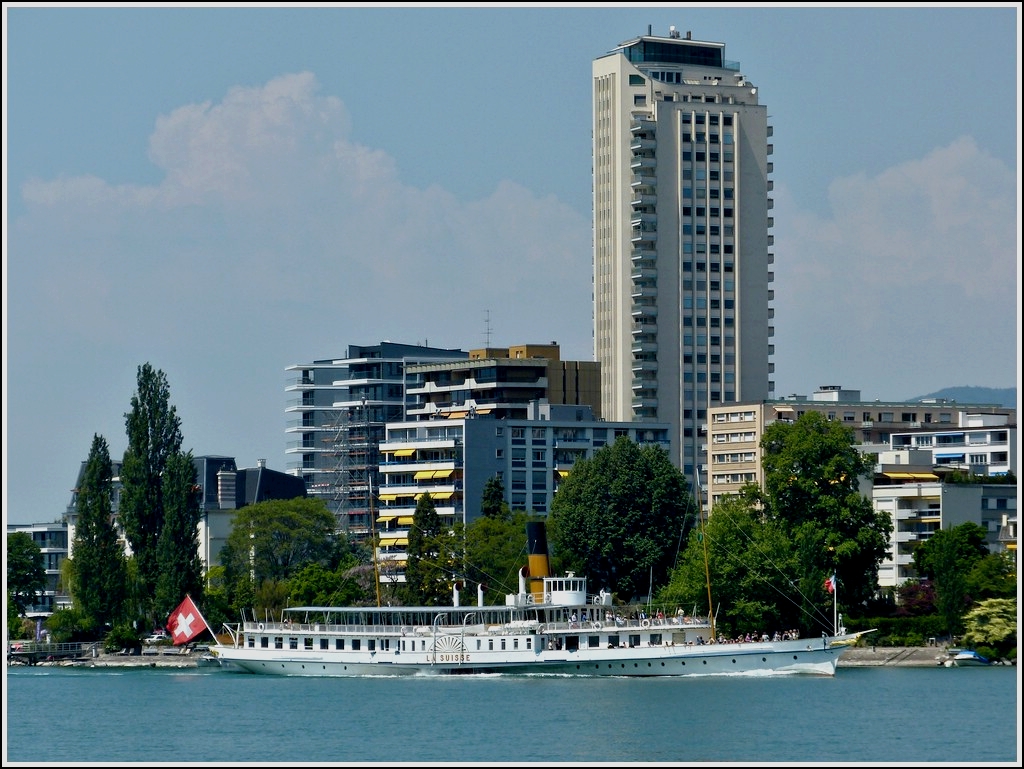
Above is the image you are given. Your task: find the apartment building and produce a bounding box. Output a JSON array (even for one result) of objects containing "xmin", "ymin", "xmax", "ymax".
[
  {"xmin": 592, "ymin": 26, "xmax": 773, "ymax": 492},
  {"xmin": 705, "ymin": 385, "xmax": 1014, "ymax": 512},
  {"xmin": 872, "ymin": 448, "xmax": 1017, "ymax": 588},
  {"xmin": 5, "ymin": 520, "xmax": 69, "ymax": 616},
  {"xmin": 405, "ymin": 343, "xmax": 601, "ymax": 421},
  {"xmin": 375, "ymin": 401, "xmax": 671, "ymax": 583},
  {"xmin": 284, "ymin": 342, "xmax": 467, "ymax": 535}
]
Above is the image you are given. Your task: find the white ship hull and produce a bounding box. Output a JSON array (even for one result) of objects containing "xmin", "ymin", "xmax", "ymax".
[{"xmin": 215, "ymin": 622, "xmax": 861, "ymax": 678}]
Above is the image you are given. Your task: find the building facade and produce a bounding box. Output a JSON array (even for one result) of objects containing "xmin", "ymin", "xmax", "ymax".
[
  {"xmin": 872, "ymin": 448, "xmax": 1017, "ymax": 588},
  {"xmin": 705, "ymin": 386, "xmax": 1015, "ymax": 513},
  {"xmin": 284, "ymin": 342, "xmax": 467, "ymax": 536},
  {"xmin": 592, "ymin": 26, "xmax": 773, "ymax": 492},
  {"xmin": 375, "ymin": 401, "xmax": 672, "ymax": 583},
  {"xmin": 5, "ymin": 521, "xmax": 69, "ymax": 616}
]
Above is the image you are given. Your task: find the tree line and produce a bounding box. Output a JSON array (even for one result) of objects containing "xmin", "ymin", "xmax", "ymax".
[{"xmin": 7, "ymin": 381, "xmax": 1016, "ymax": 661}]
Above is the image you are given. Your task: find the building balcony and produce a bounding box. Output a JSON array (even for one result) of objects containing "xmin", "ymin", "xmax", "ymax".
[
  {"xmin": 630, "ymin": 116, "xmax": 656, "ymax": 133},
  {"xmin": 630, "ymin": 192, "xmax": 657, "ymax": 207},
  {"xmin": 630, "ymin": 229, "xmax": 657, "ymax": 245},
  {"xmin": 631, "ymin": 174, "xmax": 657, "ymax": 189},
  {"xmin": 630, "ymin": 302, "xmax": 658, "ymax": 319},
  {"xmin": 631, "ymin": 395, "xmax": 659, "ymax": 410},
  {"xmin": 630, "ymin": 155, "xmax": 657, "ymax": 172},
  {"xmin": 631, "ymin": 359, "xmax": 658, "ymax": 374},
  {"xmin": 630, "ymin": 284, "xmax": 658, "ymax": 300},
  {"xmin": 630, "ymin": 137, "xmax": 656, "ymax": 152}
]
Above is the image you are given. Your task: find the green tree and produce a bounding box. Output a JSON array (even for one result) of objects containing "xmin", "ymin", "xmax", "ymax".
[
  {"xmin": 960, "ymin": 597, "xmax": 1017, "ymax": 658},
  {"xmin": 289, "ymin": 558, "xmax": 366, "ymax": 608},
  {"xmin": 464, "ymin": 511, "xmax": 535, "ymax": 603},
  {"xmin": 965, "ymin": 553, "xmax": 1016, "ymax": 600},
  {"xmin": 480, "ymin": 475, "xmax": 510, "ymax": 521},
  {"xmin": 757, "ymin": 412, "xmax": 891, "ymax": 610},
  {"xmin": 70, "ymin": 434, "xmax": 128, "ymax": 633},
  {"xmin": 657, "ymin": 496, "xmax": 810, "ymax": 638},
  {"xmin": 548, "ymin": 436, "xmax": 695, "ymax": 602},
  {"xmin": 119, "ymin": 363, "xmax": 184, "ymax": 621},
  {"xmin": 154, "ymin": 450, "xmax": 204, "ymax": 620},
  {"xmin": 7, "ymin": 532, "xmax": 46, "ymax": 618},
  {"xmin": 220, "ymin": 497, "xmax": 337, "ymax": 612},
  {"xmin": 403, "ymin": 493, "xmax": 456, "ymax": 605},
  {"xmin": 912, "ymin": 521, "xmax": 989, "ymax": 580},
  {"xmin": 912, "ymin": 523, "xmax": 993, "ymax": 639}
]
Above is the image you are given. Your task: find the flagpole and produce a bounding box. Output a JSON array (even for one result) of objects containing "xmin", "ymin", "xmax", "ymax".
[{"xmin": 833, "ymin": 578, "xmax": 838, "ymax": 637}]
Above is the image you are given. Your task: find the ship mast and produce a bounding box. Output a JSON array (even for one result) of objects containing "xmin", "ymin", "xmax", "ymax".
[{"xmin": 695, "ymin": 470, "xmax": 715, "ymax": 641}]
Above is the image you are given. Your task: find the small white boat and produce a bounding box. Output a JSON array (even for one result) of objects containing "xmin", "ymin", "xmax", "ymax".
[{"xmin": 947, "ymin": 649, "xmax": 991, "ymax": 667}]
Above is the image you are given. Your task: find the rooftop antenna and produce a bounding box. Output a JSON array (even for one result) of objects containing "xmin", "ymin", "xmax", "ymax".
[{"xmin": 484, "ymin": 309, "xmax": 492, "ymax": 346}]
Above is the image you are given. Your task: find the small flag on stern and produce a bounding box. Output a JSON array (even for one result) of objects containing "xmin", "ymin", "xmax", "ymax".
[
  {"xmin": 167, "ymin": 595, "xmax": 211, "ymax": 645},
  {"xmin": 825, "ymin": 574, "xmax": 837, "ymax": 594}
]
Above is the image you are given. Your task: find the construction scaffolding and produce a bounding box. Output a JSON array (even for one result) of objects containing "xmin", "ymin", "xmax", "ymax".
[{"xmin": 326, "ymin": 399, "xmax": 377, "ymax": 539}]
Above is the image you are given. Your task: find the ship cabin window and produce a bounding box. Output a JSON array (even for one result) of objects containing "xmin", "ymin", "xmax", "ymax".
[
  {"xmin": 476, "ymin": 639, "xmax": 482, "ymax": 650},
  {"xmin": 289, "ymin": 638, "xmax": 298, "ymax": 650},
  {"xmin": 588, "ymin": 635, "xmax": 600, "ymax": 647},
  {"xmin": 513, "ymin": 639, "xmax": 519, "ymax": 650},
  {"xmin": 320, "ymin": 638, "xmax": 329, "ymax": 650},
  {"xmin": 501, "ymin": 639, "xmax": 506, "ymax": 650},
  {"xmin": 608, "ymin": 635, "xmax": 621, "ymax": 648},
  {"xmin": 629, "ymin": 634, "xmax": 641, "ymax": 648},
  {"xmin": 352, "ymin": 639, "xmax": 361, "ymax": 651},
  {"xmin": 650, "ymin": 633, "xmax": 662, "ymax": 646},
  {"xmin": 368, "ymin": 640, "xmax": 375, "ymax": 652},
  {"xmin": 304, "ymin": 638, "xmax": 314, "ymax": 650},
  {"xmin": 335, "ymin": 639, "xmax": 344, "ymax": 650},
  {"xmin": 248, "ymin": 636, "xmax": 255, "ymax": 648},
  {"xmin": 261, "ymin": 637, "xmax": 269, "ymax": 648},
  {"xmin": 275, "ymin": 637, "xmax": 284, "ymax": 649},
  {"xmin": 488, "ymin": 639, "xmax": 494, "ymax": 651},
  {"xmin": 526, "ymin": 638, "xmax": 532, "ymax": 650}
]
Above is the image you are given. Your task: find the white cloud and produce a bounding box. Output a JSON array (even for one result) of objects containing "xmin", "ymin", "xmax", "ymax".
[
  {"xmin": 771, "ymin": 136, "xmax": 1016, "ymax": 398},
  {"xmin": 13, "ymin": 72, "xmax": 593, "ymax": 353}
]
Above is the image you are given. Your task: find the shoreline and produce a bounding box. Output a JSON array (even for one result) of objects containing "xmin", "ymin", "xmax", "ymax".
[{"xmin": 12, "ymin": 645, "xmax": 1013, "ymax": 670}]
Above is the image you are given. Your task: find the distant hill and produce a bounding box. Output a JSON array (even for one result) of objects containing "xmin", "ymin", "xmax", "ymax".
[{"xmin": 909, "ymin": 386, "xmax": 1016, "ymax": 409}]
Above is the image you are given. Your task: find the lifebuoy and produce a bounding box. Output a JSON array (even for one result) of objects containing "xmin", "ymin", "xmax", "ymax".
[
  {"xmin": 592, "ymin": 621, "xmax": 602, "ymax": 630},
  {"xmin": 537, "ymin": 624, "xmax": 546, "ymax": 634},
  {"xmin": 641, "ymin": 619, "xmax": 651, "ymax": 628},
  {"xmin": 258, "ymin": 622, "xmax": 265, "ymax": 632}
]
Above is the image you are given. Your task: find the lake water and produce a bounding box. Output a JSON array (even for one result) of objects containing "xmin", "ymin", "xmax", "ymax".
[{"xmin": 4, "ymin": 664, "xmax": 1020, "ymax": 764}]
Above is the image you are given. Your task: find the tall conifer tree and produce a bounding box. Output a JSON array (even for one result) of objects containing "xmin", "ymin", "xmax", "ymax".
[{"xmin": 72, "ymin": 434, "xmax": 128, "ymax": 631}]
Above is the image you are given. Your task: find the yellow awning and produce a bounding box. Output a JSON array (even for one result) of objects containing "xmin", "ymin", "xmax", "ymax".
[
  {"xmin": 382, "ymin": 537, "xmax": 409, "ymax": 547},
  {"xmin": 414, "ymin": 470, "xmax": 434, "ymax": 480},
  {"xmin": 774, "ymin": 405, "xmax": 795, "ymax": 412},
  {"xmin": 431, "ymin": 491, "xmax": 453, "ymax": 500},
  {"xmin": 884, "ymin": 472, "xmax": 914, "ymax": 479},
  {"xmin": 376, "ymin": 513, "xmax": 401, "ymax": 523},
  {"xmin": 432, "ymin": 468, "xmax": 455, "ymax": 479},
  {"xmin": 398, "ymin": 516, "xmax": 415, "ymax": 525},
  {"xmin": 475, "ymin": 408, "xmax": 492, "ymax": 414},
  {"xmin": 448, "ymin": 411, "xmax": 467, "ymax": 419},
  {"xmin": 393, "ymin": 448, "xmax": 415, "ymax": 457},
  {"xmin": 557, "ymin": 470, "xmax": 570, "ymax": 478},
  {"xmin": 378, "ymin": 493, "xmax": 397, "ymax": 501},
  {"xmin": 910, "ymin": 473, "xmax": 938, "ymax": 480}
]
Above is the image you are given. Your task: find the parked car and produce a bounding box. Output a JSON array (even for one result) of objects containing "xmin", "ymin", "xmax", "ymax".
[{"xmin": 144, "ymin": 631, "xmax": 170, "ymax": 645}]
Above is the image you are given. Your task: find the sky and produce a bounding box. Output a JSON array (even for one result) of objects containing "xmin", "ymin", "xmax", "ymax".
[{"xmin": 3, "ymin": 4, "xmax": 1021, "ymax": 525}]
